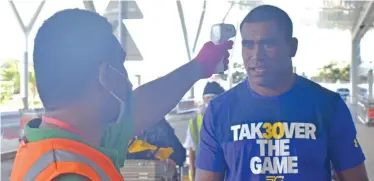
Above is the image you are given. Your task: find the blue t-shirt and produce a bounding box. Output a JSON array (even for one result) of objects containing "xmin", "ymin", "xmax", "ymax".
[{"xmin": 196, "ymin": 75, "xmax": 365, "ymax": 181}]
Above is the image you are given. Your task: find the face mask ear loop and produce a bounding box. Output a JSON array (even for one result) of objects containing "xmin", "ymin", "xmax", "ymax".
[
  {"xmin": 102, "ymin": 65, "xmax": 128, "ymax": 123},
  {"xmin": 108, "ymin": 65, "xmax": 126, "ymax": 77}
]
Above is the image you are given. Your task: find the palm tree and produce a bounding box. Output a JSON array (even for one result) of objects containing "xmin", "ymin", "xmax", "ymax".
[
  {"xmin": 0, "ymin": 82, "xmax": 13, "ymax": 104},
  {"xmin": 1, "ymin": 59, "xmax": 20, "ymax": 94},
  {"xmin": 0, "ymin": 60, "xmax": 37, "ymax": 104},
  {"xmin": 316, "ymin": 62, "xmax": 350, "ymax": 83},
  {"xmin": 216, "ymin": 62, "xmax": 247, "ymax": 84}
]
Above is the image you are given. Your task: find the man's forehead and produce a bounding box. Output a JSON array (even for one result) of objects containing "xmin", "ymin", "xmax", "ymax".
[{"xmin": 241, "ymin": 21, "xmax": 282, "ymax": 40}]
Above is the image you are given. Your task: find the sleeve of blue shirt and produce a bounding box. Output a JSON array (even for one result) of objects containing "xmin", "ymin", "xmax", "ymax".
[
  {"xmin": 328, "ymin": 97, "xmax": 366, "ymax": 171},
  {"xmin": 195, "ymin": 105, "xmax": 226, "ymax": 172}
]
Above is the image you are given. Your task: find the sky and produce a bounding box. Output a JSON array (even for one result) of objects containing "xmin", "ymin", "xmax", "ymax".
[{"xmin": 0, "ymin": 0, "xmax": 373, "ymax": 98}]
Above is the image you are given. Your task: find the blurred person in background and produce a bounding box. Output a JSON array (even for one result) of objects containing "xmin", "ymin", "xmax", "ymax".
[{"xmin": 184, "ymin": 81, "xmax": 225, "ymax": 180}]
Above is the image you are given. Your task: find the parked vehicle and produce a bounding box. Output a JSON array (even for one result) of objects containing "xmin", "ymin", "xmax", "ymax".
[{"xmin": 336, "ymin": 88, "xmax": 350, "ymax": 101}]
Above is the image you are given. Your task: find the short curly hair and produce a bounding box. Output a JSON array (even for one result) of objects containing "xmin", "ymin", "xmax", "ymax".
[{"xmin": 240, "ymin": 5, "xmax": 293, "ymax": 39}]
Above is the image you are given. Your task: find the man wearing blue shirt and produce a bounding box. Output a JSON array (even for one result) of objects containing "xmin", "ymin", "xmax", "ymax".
[{"xmin": 195, "ymin": 5, "xmax": 369, "ymax": 181}]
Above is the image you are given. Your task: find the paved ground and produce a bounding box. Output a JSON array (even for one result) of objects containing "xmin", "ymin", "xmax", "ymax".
[
  {"xmin": 1, "ymin": 116, "xmax": 20, "ymax": 154},
  {"xmin": 2, "ymin": 112, "xmax": 374, "ymax": 181},
  {"xmin": 1, "ymin": 159, "xmax": 14, "ymax": 181},
  {"xmin": 355, "ymin": 123, "xmax": 374, "ymax": 179}
]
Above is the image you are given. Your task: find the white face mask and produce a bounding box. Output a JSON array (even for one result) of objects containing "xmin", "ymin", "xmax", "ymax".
[
  {"xmin": 102, "ymin": 65, "xmax": 133, "ymax": 124},
  {"xmin": 100, "ymin": 66, "xmax": 134, "ymax": 163}
]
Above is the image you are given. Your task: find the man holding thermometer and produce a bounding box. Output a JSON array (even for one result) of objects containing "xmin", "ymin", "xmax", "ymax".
[{"xmin": 10, "ymin": 9, "xmax": 233, "ymax": 181}]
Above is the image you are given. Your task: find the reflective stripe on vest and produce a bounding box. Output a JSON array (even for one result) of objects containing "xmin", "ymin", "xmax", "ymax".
[
  {"xmin": 10, "ymin": 138, "xmax": 123, "ymax": 181},
  {"xmin": 189, "ymin": 114, "xmax": 203, "ymax": 151},
  {"xmin": 24, "ymin": 150, "xmax": 110, "ymax": 181}
]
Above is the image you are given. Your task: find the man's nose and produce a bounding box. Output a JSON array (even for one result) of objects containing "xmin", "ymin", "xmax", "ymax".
[{"xmin": 252, "ymin": 43, "xmax": 265, "ymax": 60}]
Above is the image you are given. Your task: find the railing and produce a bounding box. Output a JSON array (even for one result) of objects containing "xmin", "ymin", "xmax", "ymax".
[
  {"xmin": 356, "ymin": 100, "xmax": 368, "ymax": 124},
  {"xmin": 1, "ymin": 108, "xmax": 44, "ymax": 120},
  {"xmin": 354, "ymin": 96, "xmax": 374, "ymax": 126},
  {"xmin": 1, "ymin": 108, "xmax": 44, "ymax": 162},
  {"xmin": 1, "ymin": 111, "xmax": 20, "ymax": 119},
  {"xmin": 1, "ymin": 150, "xmax": 17, "ymax": 162}
]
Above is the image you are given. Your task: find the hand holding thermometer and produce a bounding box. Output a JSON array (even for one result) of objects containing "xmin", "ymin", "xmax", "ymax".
[{"xmin": 210, "ymin": 23, "xmax": 236, "ymax": 74}]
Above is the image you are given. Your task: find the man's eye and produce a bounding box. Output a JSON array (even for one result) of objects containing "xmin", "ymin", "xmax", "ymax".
[
  {"xmin": 242, "ymin": 41, "xmax": 254, "ymax": 48},
  {"xmin": 262, "ymin": 40, "xmax": 277, "ymax": 48}
]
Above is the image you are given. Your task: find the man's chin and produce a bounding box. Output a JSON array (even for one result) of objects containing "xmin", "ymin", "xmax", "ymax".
[{"xmin": 249, "ymin": 77, "xmax": 268, "ymax": 86}]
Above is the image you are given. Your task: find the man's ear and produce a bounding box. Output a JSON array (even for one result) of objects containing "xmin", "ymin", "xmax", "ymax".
[{"xmin": 290, "ymin": 37, "xmax": 298, "ymax": 57}]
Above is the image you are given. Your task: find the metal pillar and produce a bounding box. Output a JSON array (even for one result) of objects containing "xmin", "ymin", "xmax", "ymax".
[
  {"xmin": 176, "ymin": 1, "xmax": 194, "ymax": 98},
  {"xmin": 350, "ymin": 0, "xmax": 374, "ymax": 123},
  {"xmin": 192, "ymin": 0, "xmax": 207, "ymax": 54},
  {"xmin": 352, "ymin": 1, "xmax": 374, "ymax": 41},
  {"xmin": 227, "ymin": 20, "xmax": 240, "ymax": 89},
  {"xmin": 8, "ymin": 1, "xmax": 45, "ymax": 109},
  {"xmin": 222, "ymin": 2, "xmax": 236, "ymax": 89},
  {"xmin": 83, "ymin": 1, "xmax": 96, "ymax": 12},
  {"xmin": 368, "ymin": 70, "xmax": 373, "ymax": 101},
  {"xmin": 350, "ymin": 39, "xmax": 361, "ymax": 117}
]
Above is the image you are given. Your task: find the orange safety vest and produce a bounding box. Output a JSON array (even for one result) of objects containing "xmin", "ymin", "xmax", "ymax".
[{"xmin": 10, "ymin": 138, "xmax": 124, "ymax": 181}]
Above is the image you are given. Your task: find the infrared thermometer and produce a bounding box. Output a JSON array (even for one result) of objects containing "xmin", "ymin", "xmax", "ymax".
[{"xmin": 210, "ymin": 23, "xmax": 236, "ymax": 74}]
